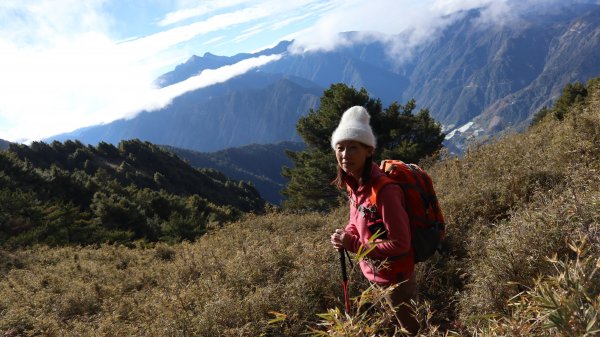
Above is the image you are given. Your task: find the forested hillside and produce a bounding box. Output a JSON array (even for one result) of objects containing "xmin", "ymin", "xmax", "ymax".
[
  {"xmin": 0, "ymin": 78, "xmax": 598, "ymax": 336},
  {"xmin": 0, "ymin": 139, "xmax": 264, "ymax": 246},
  {"xmin": 164, "ymin": 141, "xmax": 305, "ymax": 204}
]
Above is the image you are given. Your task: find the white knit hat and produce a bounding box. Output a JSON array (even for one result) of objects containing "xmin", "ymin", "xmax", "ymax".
[{"xmin": 330, "ymin": 106, "xmax": 376, "ymax": 149}]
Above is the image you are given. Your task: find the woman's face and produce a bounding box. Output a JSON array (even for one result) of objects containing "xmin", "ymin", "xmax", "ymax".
[{"xmin": 335, "ymin": 140, "xmax": 373, "ymax": 179}]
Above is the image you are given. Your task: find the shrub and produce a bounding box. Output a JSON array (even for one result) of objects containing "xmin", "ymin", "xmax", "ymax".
[{"xmin": 475, "ymin": 239, "xmax": 599, "ymax": 337}]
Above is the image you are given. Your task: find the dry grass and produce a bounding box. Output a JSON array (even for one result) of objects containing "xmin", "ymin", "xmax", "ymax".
[
  {"xmin": 0, "ymin": 208, "xmax": 370, "ymax": 336},
  {"xmin": 424, "ymin": 79, "xmax": 600, "ymax": 333}
]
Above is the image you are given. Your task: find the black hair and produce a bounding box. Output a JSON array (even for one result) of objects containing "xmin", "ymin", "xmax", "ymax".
[{"xmin": 332, "ymin": 153, "xmax": 374, "ymax": 189}]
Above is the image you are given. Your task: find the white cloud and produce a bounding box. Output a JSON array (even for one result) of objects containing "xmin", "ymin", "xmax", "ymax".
[
  {"xmin": 123, "ymin": 6, "xmax": 272, "ymax": 59},
  {"xmin": 0, "ymin": 1, "xmax": 150, "ymax": 142},
  {"xmin": 284, "ymin": 0, "xmax": 600, "ymax": 74},
  {"xmin": 203, "ymin": 36, "xmax": 226, "ymax": 46},
  {"xmin": 0, "ymin": 0, "xmax": 108, "ymax": 46},
  {"xmin": 158, "ymin": 0, "xmax": 249, "ymax": 26},
  {"xmin": 0, "ymin": 1, "xmax": 281, "ymax": 142},
  {"xmin": 288, "ymin": 0, "xmax": 470, "ymax": 54},
  {"xmin": 288, "ymin": 0, "xmax": 576, "ymax": 61},
  {"xmin": 0, "ymin": 50, "xmax": 281, "ymax": 142},
  {"xmin": 152, "ymin": 54, "xmax": 282, "ymax": 110},
  {"xmin": 268, "ymin": 11, "xmax": 314, "ymax": 31},
  {"xmin": 0, "ymin": 33, "xmax": 159, "ymax": 142}
]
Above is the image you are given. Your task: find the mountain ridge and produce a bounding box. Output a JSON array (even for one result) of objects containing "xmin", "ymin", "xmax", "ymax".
[
  {"xmin": 51, "ymin": 73, "xmax": 322, "ymax": 151},
  {"xmin": 0, "ymin": 139, "xmax": 265, "ymax": 246},
  {"xmin": 162, "ymin": 141, "xmax": 306, "ymax": 205}
]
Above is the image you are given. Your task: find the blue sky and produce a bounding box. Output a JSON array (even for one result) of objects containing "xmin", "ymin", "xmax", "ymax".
[{"xmin": 0, "ymin": 0, "xmax": 596, "ymax": 143}]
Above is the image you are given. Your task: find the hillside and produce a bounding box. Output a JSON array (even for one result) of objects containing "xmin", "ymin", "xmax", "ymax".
[
  {"xmin": 0, "ymin": 139, "xmax": 264, "ymax": 246},
  {"xmin": 163, "ymin": 141, "xmax": 306, "ymax": 205},
  {"xmin": 0, "ymin": 138, "xmax": 9, "ymax": 150},
  {"xmin": 1, "ymin": 78, "xmax": 598, "ymax": 335}
]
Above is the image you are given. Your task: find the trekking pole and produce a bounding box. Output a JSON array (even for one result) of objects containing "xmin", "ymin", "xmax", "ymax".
[{"xmin": 339, "ymin": 249, "xmax": 351, "ymax": 315}]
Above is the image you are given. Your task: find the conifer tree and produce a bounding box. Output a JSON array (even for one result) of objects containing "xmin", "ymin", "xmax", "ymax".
[
  {"xmin": 531, "ymin": 81, "xmax": 589, "ymax": 126},
  {"xmin": 282, "ymin": 83, "xmax": 445, "ymax": 211}
]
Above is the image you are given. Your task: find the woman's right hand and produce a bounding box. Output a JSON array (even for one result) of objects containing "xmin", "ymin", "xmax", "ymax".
[{"xmin": 330, "ymin": 228, "xmax": 348, "ymax": 251}]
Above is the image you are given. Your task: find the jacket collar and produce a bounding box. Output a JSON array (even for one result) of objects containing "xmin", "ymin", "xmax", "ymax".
[{"xmin": 343, "ymin": 162, "xmax": 385, "ymax": 195}]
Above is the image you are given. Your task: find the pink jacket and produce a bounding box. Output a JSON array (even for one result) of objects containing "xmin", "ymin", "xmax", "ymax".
[{"xmin": 344, "ymin": 163, "xmax": 414, "ymax": 285}]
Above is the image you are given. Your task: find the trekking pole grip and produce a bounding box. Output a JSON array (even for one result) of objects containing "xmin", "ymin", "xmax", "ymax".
[{"xmin": 339, "ymin": 249, "xmax": 348, "ymax": 281}]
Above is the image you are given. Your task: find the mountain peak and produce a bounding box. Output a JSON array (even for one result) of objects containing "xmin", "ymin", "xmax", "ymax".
[
  {"xmin": 155, "ymin": 40, "xmax": 293, "ymax": 88},
  {"xmin": 202, "ymin": 51, "xmax": 218, "ymax": 58}
]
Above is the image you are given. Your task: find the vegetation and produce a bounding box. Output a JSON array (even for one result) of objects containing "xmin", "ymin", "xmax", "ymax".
[
  {"xmin": 163, "ymin": 141, "xmax": 306, "ymax": 205},
  {"xmin": 0, "ymin": 78, "xmax": 599, "ymax": 336},
  {"xmin": 531, "ymin": 81, "xmax": 589, "ymax": 126},
  {"xmin": 281, "ymin": 83, "xmax": 445, "ymax": 211},
  {"xmin": 0, "ymin": 139, "xmax": 264, "ymax": 247}
]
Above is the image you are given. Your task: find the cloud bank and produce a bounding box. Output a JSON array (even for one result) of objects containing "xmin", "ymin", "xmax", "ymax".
[{"xmin": 289, "ymin": 0, "xmax": 600, "ymax": 62}]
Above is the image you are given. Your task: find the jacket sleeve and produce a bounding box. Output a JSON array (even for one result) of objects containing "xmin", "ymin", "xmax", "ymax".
[
  {"xmin": 344, "ymin": 216, "xmax": 360, "ymax": 253},
  {"xmin": 368, "ymin": 183, "xmax": 411, "ymax": 259}
]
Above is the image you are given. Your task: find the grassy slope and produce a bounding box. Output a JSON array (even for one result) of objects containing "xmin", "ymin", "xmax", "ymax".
[
  {"xmin": 0, "ymin": 209, "xmax": 359, "ymax": 336},
  {"xmin": 0, "ymin": 81, "xmax": 598, "ymax": 336}
]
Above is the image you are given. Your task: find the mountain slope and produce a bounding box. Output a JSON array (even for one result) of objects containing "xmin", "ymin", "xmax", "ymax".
[
  {"xmin": 164, "ymin": 141, "xmax": 306, "ymax": 205},
  {"xmin": 51, "ymin": 74, "xmax": 321, "ymax": 151},
  {"xmin": 475, "ymin": 5, "xmax": 600, "ymax": 132},
  {"xmin": 410, "ymin": 5, "xmax": 600, "ymax": 149},
  {"xmin": 156, "ymin": 40, "xmax": 292, "ymax": 87},
  {"xmin": 260, "ymin": 41, "xmax": 410, "ymax": 105}
]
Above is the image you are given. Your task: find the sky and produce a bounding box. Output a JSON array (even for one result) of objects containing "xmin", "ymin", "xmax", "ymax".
[{"xmin": 0, "ymin": 0, "xmax": 597, "ymax": 143}]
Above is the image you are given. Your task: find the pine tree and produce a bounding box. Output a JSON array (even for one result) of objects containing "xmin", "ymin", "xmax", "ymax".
[
  {"xmin": 281, "ymin": 83, "xmax": 445, "ymax": 211},
  {"xmin": 531, "ymin": 81, "xmax": 589, "ymax": 126}
]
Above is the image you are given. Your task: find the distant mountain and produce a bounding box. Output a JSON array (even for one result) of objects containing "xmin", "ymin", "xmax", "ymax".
[
  {"xmin": 47, "ymin": 4, "xmax": 600, "ymax": 154},
  {"xmin": 163, "ymin": 141, "xmax": 306, "ymax": 205},
  {"xmin": 0, "ymin": 138, "xmax": 10, "ymax": 150},
  {"xmin": 156, "ymin": 40, "xmax": 293, "ymax": 87},
  {"xmin": 407, "ymin": 5, "xmax": 600, "ymax": 149},
  {"xmin": 475, "ymin": 6, "xmax": 600, "ymax": 132},
  {"xmin": 51, "ymin": 73, "xmax": 321, "ymax": 152}
]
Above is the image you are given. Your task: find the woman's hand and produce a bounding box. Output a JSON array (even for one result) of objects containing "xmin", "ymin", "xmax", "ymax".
[{"xmin": 330, "ymin": 228, "xmax": 351, "ymax": 251}]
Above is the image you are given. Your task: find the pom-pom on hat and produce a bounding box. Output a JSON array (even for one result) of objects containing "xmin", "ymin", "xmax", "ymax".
[{"xmin": 331, "ymin": 106, "xmax": 376, "ymax": 149}]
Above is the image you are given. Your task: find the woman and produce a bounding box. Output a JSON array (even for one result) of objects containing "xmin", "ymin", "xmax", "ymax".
[{"xmin": 329, "ymin": 106, "xmax": 419, "ymax": 335}]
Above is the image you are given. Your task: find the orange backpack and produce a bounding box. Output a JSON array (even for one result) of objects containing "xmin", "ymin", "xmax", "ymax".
[{"xmin": 370, "ymin": 159, "xmax": 446, "ymax": 263}]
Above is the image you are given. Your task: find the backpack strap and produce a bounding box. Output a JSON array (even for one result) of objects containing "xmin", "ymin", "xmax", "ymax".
[{"xmin": 369, "ymin": 176, "xmax": 397, "ymax": 206}]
